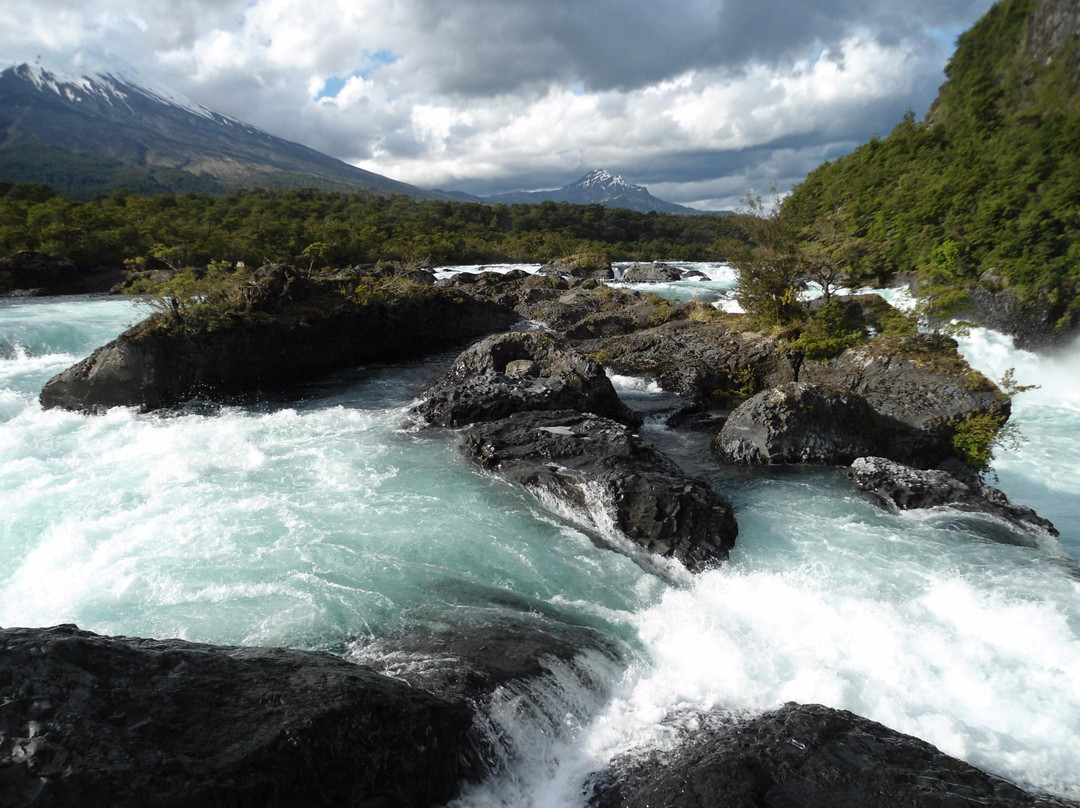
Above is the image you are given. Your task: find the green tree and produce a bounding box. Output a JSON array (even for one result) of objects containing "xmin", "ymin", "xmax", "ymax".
[{"xmin": 730, "ymin": 193, "xmax": 804, "ymax": 328}]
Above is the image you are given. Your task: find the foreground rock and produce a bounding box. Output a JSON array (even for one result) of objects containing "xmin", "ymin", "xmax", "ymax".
[
  {"xmin": 40, "ymin": 265, "xmax": 517, "ymax": 412},
  {"xmin": 849, "ymin": 456, "xmax": 1058, "ymax": 536},
  {"xmin": 589, "ymin": 702, "xmax": 1076, "ymax": 808},
  {"xmin": 350, "ymin": 610, "xmax": 627, "ymax": 778},
  {"xmin": 0, "ymin": 624, "xmax": 474, "ymax": 808},
  {"xmin": 412, "ymin": 331, "xmax": 641, "ymax": 427},
  {"xmin": 464, "ymin": 410, "xmax": 737, "ymax": 572},
  {"xmin": 714, "ymin": 382, "xmax": 884, "ymax": 464}
]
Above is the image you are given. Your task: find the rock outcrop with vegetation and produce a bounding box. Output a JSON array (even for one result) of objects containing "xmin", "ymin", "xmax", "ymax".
[{"xmin": 40, "ymin": 265, "xmax": 517, "ymax": 412}]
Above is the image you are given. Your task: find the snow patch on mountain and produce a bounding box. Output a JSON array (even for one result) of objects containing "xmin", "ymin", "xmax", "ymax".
[
  {"xmin": 578, "ymin": 169, "xmax": 645, "ymax": 193},
  {"xmin": 11, "ymin": 62, "xmax": 239, "ymax": 127}
]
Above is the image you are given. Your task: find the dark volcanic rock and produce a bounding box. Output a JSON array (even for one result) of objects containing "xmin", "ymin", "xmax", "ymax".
[
  {"xmin": 412, "ymin": 331, "xmax": 640, "ymax": 427},
  {"xmin": 349, "ymin": 608, "xmax": 628, "ymax": 785},
  {"xmin": 0, "ymin": 624, "xmax": 474, "ymax": 808},
  {"xmin": 969, "ymin": 282, "xmax": 1079, "ymax": 352},
  {"xmin": 621, "ymin": 262, "xmax": 683, "ymax": 282},
  {"xmin": 464, "ymin": 410, "xmax": 737, "ymax": 572},
  {"xmin": 589, "ymin": 702, "xmax": 1076, "ymax": 808},
  {"xmin": 439, "ymin": 271, "xmax": 675, "ymax": 337},
  {"xmin": 713, "ymin": 382, "xmax": 884, "ymax": 465},
  {"xmin": 801, "ymin": 335, "xmax": 1008, "ymax": 466},
  {"xmin": 40, "ymin": 265, "xmax": 518, "ymax": 413},
  {"xmin": 0, "ymin": 250, "xmax": 122, "ymax": 296},
  {"xmin": 586, "ymin": 320, "xmax": 797, "ymax": 404},
  {"xmin": 849, "ymin": 456, "xmax": 1058, "ymax": 536},
  {"xmin": 351, "ymin": 613, "xmax": 624, "ymax": 707},
  {"xmin": 538, "ymin": 254, "xmax": 614, "ymax": 280}
]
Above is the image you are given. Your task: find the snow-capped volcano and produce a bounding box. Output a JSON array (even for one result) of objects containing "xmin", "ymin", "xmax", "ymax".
[
  {"xmin": 484, "ymin": 169, "xmax": 705, "ymax": 214},
  {"xmin": 0, "ymin": 61, "xmax": 442, "ymax": 199},
  {"xmin": 15, "ymin": 62, "xmax": 223, "ymax": 123},
  {"xmin": 577, "ymin": 169, "xmax": 644, "ymax": 193}
]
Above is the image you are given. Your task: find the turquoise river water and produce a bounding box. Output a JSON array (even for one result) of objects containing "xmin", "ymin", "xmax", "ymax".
[{"xmin": 1, "ymin": 264, "xmax": 1078, "ymax": 806}]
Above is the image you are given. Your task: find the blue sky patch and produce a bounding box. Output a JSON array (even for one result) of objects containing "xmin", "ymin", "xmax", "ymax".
[{"xmin": 316, "ymin": 50, "xmax": 399, "ymax": 100}]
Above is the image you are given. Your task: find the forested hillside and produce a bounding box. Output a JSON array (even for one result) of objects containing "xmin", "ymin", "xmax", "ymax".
[
  {"xmin": 784, "ymin": 0, "xmax": 1079, "ymax": 313},
  {"xmin": 0, "ymin": 184, "xmax": 741, "ymax": 288}
]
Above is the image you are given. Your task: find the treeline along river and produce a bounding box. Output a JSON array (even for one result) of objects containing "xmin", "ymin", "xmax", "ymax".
[{"xmin": 1, "ymin": 264, "xmax": 1078, "ymax": 806}]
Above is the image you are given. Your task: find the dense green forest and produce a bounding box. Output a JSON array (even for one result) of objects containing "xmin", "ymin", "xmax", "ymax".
[
  {"xmin": 784, "ymin": 0, "xmax": 1080, "ymax": 309},
  {"xmin": 0, "ymin": 183, "xmax": 741, "ymax": 282}
]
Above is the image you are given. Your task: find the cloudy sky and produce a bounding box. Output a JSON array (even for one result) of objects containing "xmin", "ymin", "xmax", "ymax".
[{"xmin": 0, "ymin": 0, "xmax": 996, "ymax": 209}]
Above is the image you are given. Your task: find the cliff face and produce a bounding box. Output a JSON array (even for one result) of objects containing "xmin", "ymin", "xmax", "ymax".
[{"xmin": 1025, "ymin": 0, "xmax": 1080, "ymax": 76}]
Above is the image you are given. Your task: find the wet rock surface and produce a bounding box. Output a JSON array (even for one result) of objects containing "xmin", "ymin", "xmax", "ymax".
[
  {"xmin": 412, "ymin": 331, "xmax": 641, "ymax": 427},
  {"xmin": 464, "ymin": 409, "xmax": 737, "ymax": 572},
  {"xmin": 849, "ymin": 455, "xmax": 1058, "ymax": 536},
  {"xmin": 0, "ymin": 624, "xmax": 474, "ymax": 808},
  {"xmin": 588, "ymin": 702, "xmax": 1078, "ymax": 808},
  {"xmin": 714, "ymin": 382, "xmax": 884, "ymax": 465},
  {"xmin": 969, "ymin": 283, "xmax": 1079, "ymax": 352}
]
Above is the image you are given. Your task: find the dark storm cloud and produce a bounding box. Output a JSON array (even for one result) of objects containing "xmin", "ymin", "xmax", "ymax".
[
  {"xmin": 392, "ymin": 0, "xmax": 992, "ymax": 97},
  {"xmin": 0, "ymin": 0, "xmax": 997, "ymax": 208}
]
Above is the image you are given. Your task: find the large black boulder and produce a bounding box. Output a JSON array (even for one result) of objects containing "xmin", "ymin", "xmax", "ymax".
[
  {"xmin": 412, "ymin": 331, "xmax": 641, "ymax": 427},
  {"xmin": 0, "ymin": 624, "xmax": 474, "ymax": 808},
  {"xmin": 464, "ymin": 410, "xmax": 737, "ymax": 572},
  {"xmin": 713, "ymin": 382, "xmax": 884, "ymax": 465},
  {"xmin": 588, "ymin": 702, "xmax": 1077, "ymax": 808}
]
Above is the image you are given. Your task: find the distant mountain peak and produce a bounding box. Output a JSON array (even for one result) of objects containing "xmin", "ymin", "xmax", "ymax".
[
  {"xmin": 576, "ymin": 169, "xmax": 644, "ymax": 193},
  {"xmin": 10, "ymin": 62, "xmax": 240, "ymax": 127},
  {"xmin": 482, "ymin": 168, "xmax": 708, "ymax": 215},
  {"xmin": 0, "ymin": 59, "xmax": 445, "ymax": 199}
]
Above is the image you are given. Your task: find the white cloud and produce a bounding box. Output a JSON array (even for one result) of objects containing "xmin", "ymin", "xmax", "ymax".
[{"xmin": 0, "ymin": 0, "xmax": 997, "ymax": 208}]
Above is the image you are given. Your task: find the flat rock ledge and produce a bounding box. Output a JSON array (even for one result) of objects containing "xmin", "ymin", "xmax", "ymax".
[
  {"xmin": 464, "ymin": 410, "xmax": 737, "ymax": 572},
  {"xmin": 411, "ymin": 331, "xmax": 641, "ymax": 427},
  {"xmin": 849, "ymin": 456, "xmax": 1058, "ymax": 536},
  {"xmin": 0, "ymin": 624, "xmax": 474, "ymax": 808},
  {"xmin": 588, "ymin": 702, "xmax": 1077, "ymax": 808}
]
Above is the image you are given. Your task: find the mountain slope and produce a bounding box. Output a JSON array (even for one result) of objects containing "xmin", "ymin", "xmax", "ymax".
[
  {"xmin": 484, "ymin": 169, "xmax": 711, "ymax": 214},
  {"xmin": 0, "ymin": 63, "xmax": 442, "ymax": 199},
  {"xmin": 784, "ymin": 0, "xmax": 1079, "ymax": 314}
]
